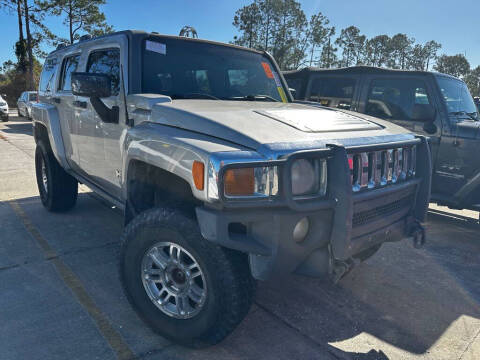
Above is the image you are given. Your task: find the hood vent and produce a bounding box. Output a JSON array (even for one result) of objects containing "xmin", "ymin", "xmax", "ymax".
[{"xmin": 256, "ymin": 108, "xmax": 382, "ymax": 133}]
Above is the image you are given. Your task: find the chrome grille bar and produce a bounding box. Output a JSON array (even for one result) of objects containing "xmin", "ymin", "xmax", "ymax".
[{"xmin": 349, "ymin": 145, "xmax": 416, "ymax": 192}]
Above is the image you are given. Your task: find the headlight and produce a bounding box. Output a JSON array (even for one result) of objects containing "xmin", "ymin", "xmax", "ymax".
[
  {"xmin": 224, "ymin": 166, "xmax": 278, "ymax": 197},
  {"xmin": 0, "ymin": 102, "xmax": 6, "ymax": 106},
  {"xmin": 291, "ymin": 159, "xmax": 327, "ymax": 196}
]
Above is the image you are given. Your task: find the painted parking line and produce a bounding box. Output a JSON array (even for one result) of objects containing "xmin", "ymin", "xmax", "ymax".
[{"xmin": 9, "ymin": 200, "xmax": 136, "ymax": 360}]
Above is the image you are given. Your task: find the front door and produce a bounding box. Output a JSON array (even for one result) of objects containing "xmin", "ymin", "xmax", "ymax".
[
  {"xmin": 433, "ymin": 76, "xmax": 480, "ymax": 201},
  {"xmin": 360, "ymin": 76, "xmax": 442, "ymax": 167},
  {"xmin": 77, "ymin": 44, "xmax": 126, "ymax": 199}
]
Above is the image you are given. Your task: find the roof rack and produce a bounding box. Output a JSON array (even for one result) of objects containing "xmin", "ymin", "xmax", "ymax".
[{"xmin": 56, "ymin": 43, "xmax": 67, "ymax": 50}]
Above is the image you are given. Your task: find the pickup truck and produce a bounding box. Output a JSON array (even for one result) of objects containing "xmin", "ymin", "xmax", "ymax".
[
  {"xmin": 32, "ymin": 31, "xmax": 431, "ymax": 347},
  {"xmin": 284, "ymin": 66, "xmax": 480, "ymax": 213}
]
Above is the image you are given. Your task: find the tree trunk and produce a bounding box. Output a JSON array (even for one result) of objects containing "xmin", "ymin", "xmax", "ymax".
[
  {"xmin": 69, "ymin": 0, "xmax": 73, "ymax": 43},
  {"xmin": 16, "ymin": 0, "xmax": 24, "ymax": 43},
  {"xmin": 16, "ymin": 0, "xmax": 27, "ymax": 73},
  {"xmin": 23, "ymin": 0, "xmax": 34, "ymax": 90}
]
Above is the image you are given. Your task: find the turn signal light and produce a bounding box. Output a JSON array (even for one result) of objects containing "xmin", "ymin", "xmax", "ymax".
[
  {"xmin": 192, "ymin": 161, "xmax": 205, "ymax": 190},
  {"xmin": 224, "ymin": 168, "xmax": 254, "ymax": 196}
]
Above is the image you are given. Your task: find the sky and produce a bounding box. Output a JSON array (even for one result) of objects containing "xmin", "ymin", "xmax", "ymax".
[{"xmin": 1, "ymin": 0, "xmax": 480, "ymax": 68}]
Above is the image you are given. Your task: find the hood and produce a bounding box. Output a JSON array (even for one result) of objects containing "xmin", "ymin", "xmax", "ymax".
[{"xmin": 148, "ymin": 99, "xmax": 415, "ymax": 155}]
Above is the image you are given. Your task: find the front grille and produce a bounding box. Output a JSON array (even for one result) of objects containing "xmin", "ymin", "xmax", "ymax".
[
  {"xmin": 352, "ymin": 194, "xmax": 413, "ymax": 227},
  {"xmin": 347, "ymin": 146, "xmax": 416, "ymax": 192}
]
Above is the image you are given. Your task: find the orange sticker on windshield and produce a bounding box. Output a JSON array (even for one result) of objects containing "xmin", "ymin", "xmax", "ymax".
[{"xmin": 261, "ymin": 62, "xmax": 274, "ymax": 79}]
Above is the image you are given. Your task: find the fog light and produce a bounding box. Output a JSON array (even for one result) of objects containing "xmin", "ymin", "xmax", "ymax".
[{"xmin": 293, "ymin": 217, "xmax": 310, "ymax": 243}]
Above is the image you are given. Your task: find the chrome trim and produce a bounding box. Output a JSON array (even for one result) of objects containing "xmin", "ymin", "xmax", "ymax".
[{"xmin": 349, "ymin": 145, "xmax": 417, "ymax": 193}]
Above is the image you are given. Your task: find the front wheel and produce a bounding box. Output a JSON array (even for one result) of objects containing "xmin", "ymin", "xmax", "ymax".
[
  {"xmin": 120, "ymin": 207, "xmax": 255, "ymax": 347},
  {"xmin": 35, "ymin": 141, "xmax": 78, "ymax": 211}
]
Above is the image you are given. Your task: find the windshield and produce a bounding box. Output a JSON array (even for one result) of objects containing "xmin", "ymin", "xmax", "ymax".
[
  {"xmin": 28, "ymin": 93, "xmax": 37, "ymax": 101},
  {"xmin": 142, "ymin": 38, "xmax": 288, "ymax": 102},
  {"xmin": 436, "ymin": 76, "xmax": 478, "ymax": 119}
]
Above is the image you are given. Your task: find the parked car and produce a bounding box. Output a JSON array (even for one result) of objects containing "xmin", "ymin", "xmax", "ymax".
[
  {"xmin": 0, "ymin": 94, "xmax": 8, "ymax": 122},
  {"xmin": 32, "ymin": 31, "xmax": 431, "ymax": 347},
  {"xmin": 284, "ymin": 66, "xmax": 480, "ymax": 212},
  {"xmin": 17, "ymin": 91, "xmax": 38, "ymax": 119}
]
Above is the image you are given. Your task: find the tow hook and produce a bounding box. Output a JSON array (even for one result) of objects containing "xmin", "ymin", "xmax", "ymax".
[{"xmin": 409, "ymin": 220, "xmax": 426, "ymax": 249}]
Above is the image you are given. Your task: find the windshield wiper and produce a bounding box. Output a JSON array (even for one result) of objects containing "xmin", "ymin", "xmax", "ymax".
[
  {"xmin": 171, "ymin": 93, "xmax": 221, "ymax": 100},
  {"xmin": 228, "ymin": 94, "xmax": 279, "ymax": 102},
  {"xmin": 449, "ymin": 111, "xmax": 478, "ymax": 120}
]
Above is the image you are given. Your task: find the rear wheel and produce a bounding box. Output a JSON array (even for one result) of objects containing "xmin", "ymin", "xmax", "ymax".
[
  {"xmin": 120, "ymin": 207, "xmax": 255, "ymax": 347},
  {"xmin": 35, "ymin": 141, "xmax": 78, "ymax": 211}
]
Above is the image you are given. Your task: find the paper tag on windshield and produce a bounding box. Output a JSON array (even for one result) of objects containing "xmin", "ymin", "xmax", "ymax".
[{"xmin": 146, "ymin": 40, "xmax": 166, "ymax": 55}]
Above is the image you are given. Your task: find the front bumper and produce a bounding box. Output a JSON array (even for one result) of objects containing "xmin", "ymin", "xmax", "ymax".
[
  {"xmin": 0, "ymin": 108, "xmax": 8, "ymax": 119},
  {"xmin": 196, "ymin": 137, "xmax": 432, "ymax": 280}
]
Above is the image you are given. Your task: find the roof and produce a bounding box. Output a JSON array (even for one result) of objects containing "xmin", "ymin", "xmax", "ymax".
[
  {"xmin": 283, "ymin": 65, "xmax": 459, "ymax": 80},
  {"xmin": 47, "ymin": 30, "xmax": 263, "ymax": 57}
]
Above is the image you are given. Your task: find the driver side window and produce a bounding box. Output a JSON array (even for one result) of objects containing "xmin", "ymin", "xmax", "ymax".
[
  {"xmin": 365, "ymin": 78, "xmax": 432, "ymax": 121},
  {"xmin": 86, "ymin": 49, "xmax": 120, "ymax": 96}
]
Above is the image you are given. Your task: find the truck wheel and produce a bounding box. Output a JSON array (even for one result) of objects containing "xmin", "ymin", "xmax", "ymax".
[
  {"xmin": 120, "ymin": 207, "xmax": 255, "ymax": 347},
  {"xmin": 35, "ymin": 141, "xmax": 78, "ymax": 212}
]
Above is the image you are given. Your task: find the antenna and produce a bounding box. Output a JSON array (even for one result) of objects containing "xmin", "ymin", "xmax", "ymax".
[{"xmin": 120, "ymin": 64, "xmax": 132, "ymax": 126}]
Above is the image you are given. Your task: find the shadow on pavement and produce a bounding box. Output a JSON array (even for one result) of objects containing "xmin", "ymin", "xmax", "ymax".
[
  {"xmin": 1, "ymin": 194, "xmax": 479, "ymax": 359},
  {"xmin": 1, "ymin": 120, "xmax": 33, "ymax": 136}
]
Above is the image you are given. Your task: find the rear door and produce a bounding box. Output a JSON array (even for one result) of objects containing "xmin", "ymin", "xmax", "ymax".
[
  {"xmin": 359, "ymin": 75, "xmax": 442, "ymax": 165},
  {"xmin": 305, "ymin": 74, "xmax": 361, "ymax": 111},
  {"xmin": 55, "ymin": 52, "xmax": 82, "ymax": 171}
]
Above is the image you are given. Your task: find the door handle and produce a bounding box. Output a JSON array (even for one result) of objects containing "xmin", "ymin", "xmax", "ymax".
[
  {"xmin": 73, "ymin": 100, "xmax": 87, "ymax": 109},
  {"xmin": 52, "ymin": 97, "xmax": 61, "ymax": 104}
]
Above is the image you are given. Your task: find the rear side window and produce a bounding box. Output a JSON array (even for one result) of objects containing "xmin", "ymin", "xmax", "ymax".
[
  {"xmin": 58, "ymin": 55, "xmax": 80, "ymax": 91},
  {"xmin": 365, "ymin": 78, "xmax": 431, "ymax": 121},
  {"xmin": 87, "ymin": 49, "xmax": 120, "ymax": 96},
  {"xmin": 309, "ymin": 77, "xmax": 356, "ymax": 110},
  {"xmin": 39, "ymin": 59, "xmax": 58, "ymax": 93},
  {"xmin": 285, "ymin": 77, "xmax": 303, "ymax": 99}
]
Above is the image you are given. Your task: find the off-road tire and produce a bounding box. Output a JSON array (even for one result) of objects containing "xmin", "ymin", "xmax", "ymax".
[
  {"xmin": 35, "ymin": 141, "xmax": 78, "ymax": 212},
  {"xmin": 120, "ymin": 207, "xmax": 256, "ymax": 348}
]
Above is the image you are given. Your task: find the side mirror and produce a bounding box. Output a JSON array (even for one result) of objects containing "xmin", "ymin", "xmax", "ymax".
[
  {"xmin": 71, "ymin": 72, "xmax": 118, "ymax": 123},
  {"xmin": 71, "ymin": 72, "xmax": 111, "ymax": 98}
]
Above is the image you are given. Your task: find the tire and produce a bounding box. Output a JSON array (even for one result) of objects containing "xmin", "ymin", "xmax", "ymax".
[
  {"xmin": 35, "ymin": 141, "xmax": 78, "ymax": 212},
  {"xmin": 120, "ymin": 207, "xmax": 255, "ymax": 348},
  {"xmin": 1, "ymin": 117, "xmax": 7, "ymax": 122}
]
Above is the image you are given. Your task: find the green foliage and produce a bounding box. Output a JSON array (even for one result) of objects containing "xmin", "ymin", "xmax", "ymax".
[
  {"xmin": 464, "ymin": 66, "xmax": 480, "ymax": 97},
  {"xmin": 434, "ymin": 54, "xmax": 471, "ymax": 79},
  {"xmin": 37, "ymin": 0, "xmax": 113, "ymax": 44},
  {"xmin": 233, "ymin": 0, "xmax": 331, "ymax": 70},
  {"xmin": 232, "ymin": 2, "xmax": 443, "ymax": 72}
]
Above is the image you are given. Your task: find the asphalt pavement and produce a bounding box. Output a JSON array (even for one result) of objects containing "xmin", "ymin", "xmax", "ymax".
[{"xmin": 1, "ymin": 110, "xmax": 479, "ymax": 360}]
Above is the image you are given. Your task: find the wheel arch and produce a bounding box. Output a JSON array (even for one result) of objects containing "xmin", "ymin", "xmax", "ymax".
[{"xmin": 124, "ymin": 159, "xmax": 201, "ymax": 225}]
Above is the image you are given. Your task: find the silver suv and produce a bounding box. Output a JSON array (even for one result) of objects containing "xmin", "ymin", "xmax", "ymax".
[{"xmin": 32, "ymin": 30, "xmax": 431, "ymax": 347}]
